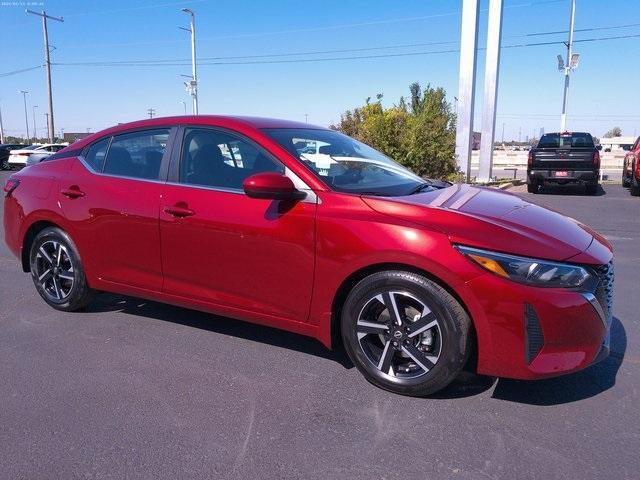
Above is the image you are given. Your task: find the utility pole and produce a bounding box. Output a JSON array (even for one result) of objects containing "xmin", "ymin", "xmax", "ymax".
[
  {"xmin": 147, "ymin": 108, "xmax": 156, "ymax": 119},
  {"xmin": 181, "ymin": 9, "xmax": 198, "ymax": 114},
  {"xmin": 559, "ymin": 0, "xmax": 577, "ymax": 132},
  {"xmin": 454, "ymin": 0, "xmax": 480, "ymax": 182},
  {"xmin": 21, "ymin": 90, "xmax": 30, "ymax": 141},
  {"xmin": 32, "ymin": 105, "xmax": 38, "ymax": 141},
  {"xmin": 501, "ymin": 122, "xmax": 505, "ymax": 143},
  {"xmin": 44, "ymin": 113, "xmax": 50, "ymax": 140},
  {"xmin": 27, "ymin": 10, "xmax": 63, "ymax": 144},
  {"xmin": 305, "ymin": 114, "xmax": 308, "ymax": 123}
]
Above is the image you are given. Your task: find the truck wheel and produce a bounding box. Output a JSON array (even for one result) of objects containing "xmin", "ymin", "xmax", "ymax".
[
  {"xmin": 527, "ymin": 182, "xmax": 539, "ymax": 194},
  {"xmin": 585, "ymin": 184, "xmax": 598, "ymax": 196}
]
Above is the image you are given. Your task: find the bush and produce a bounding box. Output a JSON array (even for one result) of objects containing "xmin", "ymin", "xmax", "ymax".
[{"xmin": 331, "ymin": 83, "xmax": 457, "ymax": 180}]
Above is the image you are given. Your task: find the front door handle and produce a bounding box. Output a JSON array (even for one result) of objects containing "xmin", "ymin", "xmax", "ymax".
[
  {"xmin": 164, "ymin": 204, "xmax": 195, "ymax": 218},
  {"xmin": 60, "ymin": 186, "xmax": 85, "ymax": 199}
]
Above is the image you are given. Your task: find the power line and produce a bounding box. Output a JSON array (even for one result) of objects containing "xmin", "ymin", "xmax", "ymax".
[
  {"xmin": 48, "ymin": 31, "xmax": 640, "ymax": 68},
  {"xmin": 0, "ymin": 65, "xmax": 43, "ymax": 77}
]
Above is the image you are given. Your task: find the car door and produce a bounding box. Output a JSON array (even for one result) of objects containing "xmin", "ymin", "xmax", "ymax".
[
  {"xmin": 159, "ymin": 126, "xmax": 317, "ymax": 322},
  {"xmin": 59, "ymin": 127, "xmax": 175, "ymax": 292}
]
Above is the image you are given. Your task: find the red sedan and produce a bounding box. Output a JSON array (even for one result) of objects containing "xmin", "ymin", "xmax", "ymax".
[{"xmin": 3, "ymin": 116, "xmax": 614, "ymax": 396}]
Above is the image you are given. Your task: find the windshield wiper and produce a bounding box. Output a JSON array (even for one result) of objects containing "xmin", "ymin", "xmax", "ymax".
[{"xmin": 408, "ymin": 179, "xmax": 451, "ymax": 194}]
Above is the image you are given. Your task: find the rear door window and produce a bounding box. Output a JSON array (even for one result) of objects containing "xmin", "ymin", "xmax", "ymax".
[
  {"xmin": 103, "ymin": 129, "xmax": 170, "ymax": 180},
  {"xmin": 84, "ymin": 138, "xmax": 111, "ymax": 171}
]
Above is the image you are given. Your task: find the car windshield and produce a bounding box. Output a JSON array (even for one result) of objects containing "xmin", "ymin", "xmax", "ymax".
[
  {"xmin": 262, "ymin": 128, "xmax": 427, "ymax": 196},
  {"xmin": 537, "ymin": 133, "xmax": 594, "ymax": 149}
]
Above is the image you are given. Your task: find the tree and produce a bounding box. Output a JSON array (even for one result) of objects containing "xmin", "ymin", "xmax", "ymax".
[
  {"xmin": 603, "ymin": 127, "xmax": 622, "ymax": 138},
  {"xmin": 331, "ymin": 82, "xmax": 457, "ymax": 179}
]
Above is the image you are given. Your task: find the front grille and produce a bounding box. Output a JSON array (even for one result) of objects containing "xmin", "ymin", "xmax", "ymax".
[{"xmin": 592, "ymin": 261, "xmax": 614, "ymax": 325}]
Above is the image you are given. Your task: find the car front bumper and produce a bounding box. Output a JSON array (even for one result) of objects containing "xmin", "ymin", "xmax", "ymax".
[
  {"xmin": 528, "ymin": 169, "xmax": 598, "ymax": 184},
  {"xmin": 467, "ymin": 261, "xmax": 613, "ymax": 380}
]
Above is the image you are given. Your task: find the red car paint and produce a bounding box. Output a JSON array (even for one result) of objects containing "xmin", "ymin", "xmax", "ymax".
[{"xmin": 3, "ymin": 116, "xmax": 613, "ymax": 380}]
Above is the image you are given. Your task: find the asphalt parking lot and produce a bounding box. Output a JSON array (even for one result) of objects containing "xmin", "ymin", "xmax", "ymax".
[{"xmin": 0, "ymin": 170, "xmax": 638, "ymax": 479}]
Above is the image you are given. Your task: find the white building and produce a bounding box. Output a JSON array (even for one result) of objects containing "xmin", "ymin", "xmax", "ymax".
[{"xmin": 600, "ymin": 136, "xmax": 637, "ymax": 151}]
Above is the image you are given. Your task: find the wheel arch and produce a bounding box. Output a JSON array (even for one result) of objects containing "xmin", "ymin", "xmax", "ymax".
[
  {"xmin": 329, "ymin": 262, "xmax": 478, "ymax": 371},
  {"xmin": 21, "ymin": 220, "xmax": 62, "ymax": 272}
]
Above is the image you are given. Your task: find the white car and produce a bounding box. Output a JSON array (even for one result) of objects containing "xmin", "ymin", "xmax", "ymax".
[{"xmin": 7, "ymin": 143, "xmax": 68, "ymax": 167}]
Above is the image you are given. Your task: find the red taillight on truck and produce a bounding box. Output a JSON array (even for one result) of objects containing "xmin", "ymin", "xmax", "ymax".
[
  {"xmin": 528, "ymin": 151, "xmax": 534, "ymax": 166},
  {"xmin": 592, "ymin": 150, "xmax": 600, "ymax": 169},
  {"xmin": 3, "ymin": 178, "xmax": 20, "ymax": 197}
]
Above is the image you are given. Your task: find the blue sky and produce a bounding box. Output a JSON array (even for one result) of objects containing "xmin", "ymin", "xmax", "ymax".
[{"xmin": 1, "ymin": 0, "xmax": 639, "ymax": 140}]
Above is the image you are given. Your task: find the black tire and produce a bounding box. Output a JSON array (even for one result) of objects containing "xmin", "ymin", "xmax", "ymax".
[
  {"xmin": 29, "ymin": 227, "xmax": 95, "ymax": 311},
  {"xmin": 585, "ymin": 184, "xmax": 598, "ymax": 196},
  {"xmin": 631, "ymin": 180, "xmax": 640, "ymax": 197},
  {"xmin": 341, "ymin": 271, "xmax": 472, "ymax": 397},
  {"xmin": 622, "ymin": 176, "xmax": 630, "ymax": 188},
  {"xmin": 527, "ymin": 182, "xmax": 539, "ymax": 194},
  {"xmin": 0, "ymin": 158, "xmax": 8, "ymax": 171}
]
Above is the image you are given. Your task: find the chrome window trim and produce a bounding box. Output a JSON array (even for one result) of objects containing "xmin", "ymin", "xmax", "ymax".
[{"xmin": 77, "ymin": 154, "xmax": 169, "ymax": 186}]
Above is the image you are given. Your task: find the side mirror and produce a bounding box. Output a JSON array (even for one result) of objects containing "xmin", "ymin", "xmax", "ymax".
[{"xmin": 243, "ymin": 172, "xmax": 307, "ymax": 201}]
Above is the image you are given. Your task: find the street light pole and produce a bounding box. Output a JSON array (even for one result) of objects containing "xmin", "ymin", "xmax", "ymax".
[
  {"xmin": 32, "ymin": 105, "xmax": 38, "ymax": 142},
  {"xmin": 181, "ymin": 8, "xmax": 198, "ymax": 114},
  {"xmin": 180, "ymin": 101, "xmax": 187, "ymax": 115},
  {"xmin": 27, "ymin": 10, "xmax": 63, "ymax": 144},
  {"xmin": 560, "ymin": 0, "xmax": 576, "ymax": 132},
  {"xmin": 0, "ymin": 102, "xmax": 5, "ymax": 144},
  {"xmin": 44, "ymin": 113, "xmax": 50, "ymax": 140},
  {"xmin": 21, "ymin": 90, "xmax": 30, "ymax": 141}
]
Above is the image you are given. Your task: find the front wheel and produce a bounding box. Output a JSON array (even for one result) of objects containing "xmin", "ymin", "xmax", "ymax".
[
  {"xmin": 341, "ymin": 271, "xmax": 472, "ymax": 397},
  {"xmin": 29, "ymin": 227, "xmax": 95, "ymax": 311}
]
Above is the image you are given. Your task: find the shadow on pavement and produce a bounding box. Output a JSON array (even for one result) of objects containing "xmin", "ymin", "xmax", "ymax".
[
  {"xmin": 87, "ymin": 293, "xmax": 355, "ymax": 369},
  {"xmin": 491, "ymin": 316, "xmax": 626, "ymax": 405},
  {"xmin": 537, "ymin": 183, "xmax": 607, "ymax": 196}
]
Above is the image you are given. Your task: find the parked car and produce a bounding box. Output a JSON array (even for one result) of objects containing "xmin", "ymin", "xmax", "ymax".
[
  {"xmin": 622, "ymin": 136, "xmax": 639, "ymax": 190},
  {"xmin": 1, "ymin": 144, "xmax": 28, "ymax": 170},
  {"xmin": 3, "ymin": 116, "xmax": 614, "ymax": 396},
  {"xmin": 7, "ymin": 143, "xmax": 67, "ymax": 168},
  {"xmin": 527, "ymin": 132, "xmax": 601, "ymax": 195}
]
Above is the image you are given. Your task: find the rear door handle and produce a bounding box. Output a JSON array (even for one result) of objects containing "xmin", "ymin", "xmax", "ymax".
[
  {"xmin": 163, "ymin": 205, "xmax": 195, "ymax": 218},
  {"xmin": 60, "ymin": 186, "xmax": 85, "ymax": 199}
]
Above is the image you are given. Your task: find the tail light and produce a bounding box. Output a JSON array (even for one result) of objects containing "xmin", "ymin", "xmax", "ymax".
[
  {"xmin": 3, "ymin": 178, "xmax": 20, "ymax": 197},
  {"xmin": 528, "ymin": 151, "xmax": 534, "ymax": 166},
  {"xmin": 635, "ymin": 156, "xmax": 640, "ymax": 178},
  {"xmin": 592, "ymin": 150, "xmax": 600, "ymax": 169}
]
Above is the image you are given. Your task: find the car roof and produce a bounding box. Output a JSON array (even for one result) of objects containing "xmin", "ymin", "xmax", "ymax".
[{"xmin": 69, "ymin": 115, "xmax": 328, "ymax": 150}]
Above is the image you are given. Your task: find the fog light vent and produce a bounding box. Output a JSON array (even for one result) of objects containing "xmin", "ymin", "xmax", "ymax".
[{"xmin": 524, "ymin": 304, "xmax": 544, "ymax": 365}]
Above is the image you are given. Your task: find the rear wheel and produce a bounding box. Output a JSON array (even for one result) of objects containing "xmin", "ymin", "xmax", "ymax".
[
  {"xmin": 631, "ymin": 179, "xmax": 640, "ymax": 197},
  {"xmin": 341, "ymin": 271, "xmax": 471, "ymax": 397},
  {"xmin": 527, "ymin": 182, "xmax": 539, "ymax": 194},
  {"xmin": 29, "ymin": 227, "xmax": 95, "ymax": 311}
]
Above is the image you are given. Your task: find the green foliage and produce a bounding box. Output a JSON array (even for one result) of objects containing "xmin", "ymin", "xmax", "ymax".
[
  {"xmin": 331, "ymin": 82, "xmax": 457, "ymax": 179},
  {"xmin": 603, "ymin": 127, "xmax": 622, "ymax": 138}
]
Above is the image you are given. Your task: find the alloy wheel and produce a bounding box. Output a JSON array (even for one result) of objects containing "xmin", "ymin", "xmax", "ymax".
[
  {"xmin": 34, "ymin": 240, "xmax": 76, "ymax": 302},
  {"xmin": 356, "ymin": 291, "xmax": 442, "ymax": 379}
]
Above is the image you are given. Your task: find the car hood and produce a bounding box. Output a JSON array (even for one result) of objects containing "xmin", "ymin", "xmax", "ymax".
[{"xmin": 362, "ymin": 184, "xmax": 606, "ymax": 262}]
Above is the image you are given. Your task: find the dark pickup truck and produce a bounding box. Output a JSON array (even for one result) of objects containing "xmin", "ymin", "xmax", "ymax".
[{"xmin": 527, "ymin": 132, "xmax": 601, "ymax": 195}]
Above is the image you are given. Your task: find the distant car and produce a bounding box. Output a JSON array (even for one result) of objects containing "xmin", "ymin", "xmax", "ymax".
[
  {"xmin": 7, "ymin": 144, "xmax": 67, "ymax": 168},
  {"xmin": 1, "ymin": 144, "xmax": 28, "ymax": 170},
  {"xmin": 527, "ymin": 132, "xmax": 601, "ymax": 195},
  {"xmin": 622, "ymin": 136, "xmax": 639, "ymax": 189}
]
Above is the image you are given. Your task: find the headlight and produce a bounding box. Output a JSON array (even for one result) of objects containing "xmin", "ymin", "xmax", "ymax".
[{"xmin": 456, "ymin": 245, "xmax": 592, "ymax": 288}]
